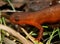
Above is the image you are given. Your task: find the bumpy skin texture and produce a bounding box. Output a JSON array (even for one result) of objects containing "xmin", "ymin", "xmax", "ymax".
[{"xmin": 6, "ymin": 4, "xmax": 60, "ymax": 41}]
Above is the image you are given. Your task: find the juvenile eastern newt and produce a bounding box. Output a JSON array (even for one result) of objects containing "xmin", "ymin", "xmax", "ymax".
[{"xmin": 2, "ymin": 4, "xmax": 60, "ymax": 41}]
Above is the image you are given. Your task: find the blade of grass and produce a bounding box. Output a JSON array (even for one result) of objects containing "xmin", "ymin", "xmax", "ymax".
[
  {"xmin": 0, "ymin": 11, "xmax": 7, "ymax": 44},
  {"xmin": 42, "ymin": 26, "xmax": 48, "ymax": 28},
  {"xmin": 7, "ymin": 0, "xmax": 16, "ymax": 11},
  {"xmin": 0, "ymin": 11, "xmax": 2, "ymax": 24},
  {"xmin": 58, "ymin": 28, "xmax": 60, "ymax": 38},
  {"xmin": 46, "ymin": 28, "xmax": 59, "ymax": 44},
  {"xmin": 2, "ymin": 17, "xmax": 6, "ymax": 25}
]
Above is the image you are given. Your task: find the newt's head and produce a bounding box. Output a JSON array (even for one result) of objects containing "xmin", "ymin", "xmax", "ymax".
[
  {"xmin": 2, "ymin": 12, "xmax": 20, "ymax": 24},
  {"xmin": 2, "ymin": 12, "xmax": 34, "ymax": 24},
  {"xmin": 9, "ymin": 14, "xmax": 20, "ymax": 24}
]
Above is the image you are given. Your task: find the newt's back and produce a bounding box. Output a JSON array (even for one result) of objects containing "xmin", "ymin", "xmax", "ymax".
[
  {"xmin": 35, "ymin": 4, "xmax": 60, "ymax": 24},
  {"xmin": 9, "ymin": 4, "xmax": 60, "ymax": 24},
  {"xmin": 7, "ymin": 5, "xmax": 60, "ymax": 24}
]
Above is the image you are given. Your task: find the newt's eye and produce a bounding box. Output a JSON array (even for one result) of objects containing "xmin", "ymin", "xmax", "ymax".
[{"xmin": 15, "ymin": 18, "xmax": 19, "ymax": 21}]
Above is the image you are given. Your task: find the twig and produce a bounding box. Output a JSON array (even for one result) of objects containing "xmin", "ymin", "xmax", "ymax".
[
  {"xmin": 3, "ymin": 37, "xmax": 16, "ymax": 44},
  {"xmin": 0, "ymin": 24, "xmax": 33, "ymax": 44},
  {"xmin": 1, "ymin": 10, "xmax": 22, "ymax": 12},
  {"xmin": 20, "ymin": 27, "xmax": 35, "ymax": 42}
]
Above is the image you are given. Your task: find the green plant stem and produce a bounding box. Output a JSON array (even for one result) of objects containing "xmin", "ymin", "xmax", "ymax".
[
  {"xmin": 7, "ymin": 0, "xmax": 16, "ymax": 11},
  {"xmin": 42, "ymin": 26, "xmax": 48, "ymax": 28},
  {"xmin": 46, "ymin": 28, "xmax": 59, "ymax": 44},
  {"xmin": 0, "ymin": 11, "xmax": 7, "ymax": 44},
  {"xmin": 0, "ymin": 11, "xmax": 2, "ymax": 44},
  {"xmin": 2, "ymin": 17, "xmax": 6, "ymax": 25},
  {"xmin": 58, "ymin": 28, "xmax": 60, "ymax": 38},
  {"xmin": 26, "ymin": 31, "xmax": 33, "ymax": 39},
  {"xmin": 0, "ymin": 11, "xmax": 2, "ymax": 24}
]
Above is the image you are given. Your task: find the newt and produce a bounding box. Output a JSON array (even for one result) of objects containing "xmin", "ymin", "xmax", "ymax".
[{"xmin": 2, "ymin": 4, "xmax": 60, "ymax": 41}]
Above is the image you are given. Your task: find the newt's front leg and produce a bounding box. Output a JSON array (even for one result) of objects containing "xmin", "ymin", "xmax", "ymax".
[
  {"xmin": 25, "ymin": 21, "xmax": 44, "ymax": 41},
  {"xmin": 31, "ymin": 23, "xmax": 44, "ymax": 41}
]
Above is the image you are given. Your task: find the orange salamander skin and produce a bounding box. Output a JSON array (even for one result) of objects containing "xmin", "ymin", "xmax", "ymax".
[{"xmin": 8, "ymin": 4, "xmax": 60, "ymax": 41}]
